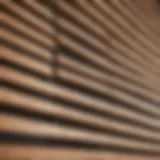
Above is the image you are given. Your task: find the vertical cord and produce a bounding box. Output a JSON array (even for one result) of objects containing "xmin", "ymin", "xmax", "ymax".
[{"xmin": 53, "ymin": 0, "xmax": 60, "ymax": 79}]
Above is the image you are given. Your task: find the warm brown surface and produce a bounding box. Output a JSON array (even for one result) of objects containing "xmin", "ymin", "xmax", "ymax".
[
  {"xmin": 0, "ymin": 144, "xmax": 160, "ymax": 160},
  {"xmin": 1, "ymin": 0, "xmax": 160, "ymax": 159}
]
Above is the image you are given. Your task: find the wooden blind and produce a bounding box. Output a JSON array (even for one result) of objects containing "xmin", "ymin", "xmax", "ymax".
[{"xmin": 1, "ymin": 0, "xmax": 160, "ymax": 159}]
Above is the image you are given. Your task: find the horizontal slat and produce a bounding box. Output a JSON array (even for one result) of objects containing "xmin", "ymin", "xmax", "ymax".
[
  {"xmin": 134, "ymin": 0, "xmax": 160, "ymax": 23},
  {"xmin": 94, "ymin": 0, "xmax": 160, "ymax": 54},
  {"xmin": 1, "ymin": 0, "xmax": 160, "ymax": 159},
  {"xmin": 57, "ymin": 66, "xmax": 160, "ymax": 118},
  {"xmin": 2, "ymin": 0, "xmax": 54, "ymax": 36},
  {"xmin": 18, "ymin": 0, "xmax": 59, "ymax": 41},
  {"xmin": 55, "ymin": 0, "xmax": 154, "ymax": 70},
  {"xmin": 26, "ymin": 0, "xmax": 155, "ymax": 79},
  {"xmin": 0, "ymin": 113, "xmax": 159, "ymax": 151},
  {"xmin": 55, "ymin": 0, "xmax": 160, "ymax": 94},
  {"xmin": 75, "ymin": 0, "xmax": 160, "ymax": 80},
  {"xmin": 2, "ymin": 13, "xmax": 54, "ymax": 48},
  {"xmin": 1, "ymin": 28, "xmax": 52, "ymax": 61},
  {"xmin": 1, "ymin": 64, "xmax": 159, "ymax": 127},
  {"xmin": 1, "ymin": 46, "xmax": 52, "ymax": 75},
  {"xmin": 57, "ymin": 16, "xmax": 155, "ymax": 78},
  {"xmin": 0, "ymin": 144, "xmax": 159, "ymax": 160},
  {"xmin": 59, "ymin": 33, "xmax": 138, "ymax": 79},
  {"xmin": 126, "ymin": 0, "xmax": 160, "ymax": 32},
  {"xmin": 59, "ymin": 54, "xmax": 160, "ymax": 103},
  {"xmin": 58, "ymin": 33, "xmax": 160, "ymax": 95},
  {"xmin": 0, "ymin": 67, "xmax": 160, "ymax": 140},
  {"xmin": 23, "ymin": 0, "xmax": 54, "ymax": 20},
  {"xmin": 108, "ymin": 0, "xmax": 160, "ymax": 61},
  {"xmin": 118, "ymin": 0, "xmax": 160, "ymax": 42},
  {"xmin": 55, "ymin": 0, "xmax": 143, "ymax": 64},
  {"xmin": 0, "ymin": 87, "xmax": 159, "ymax": 141}
]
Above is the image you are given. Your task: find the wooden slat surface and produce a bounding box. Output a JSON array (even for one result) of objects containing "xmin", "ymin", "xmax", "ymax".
[
  {"xmin": 1, "ymin": 66, "xmax": 160, "ymax": 124},
  {"xmin": 0, "ymin": 113, "xmax": 159, "ymax": 151},
  {"xmin": 1, "ymin": 0, "xmax": 160, "ymax": 159},
  {"xmin": 1, "ymin": 86, "xmax": 159, "ymax": 141},
  {"xmin": 0, "ymin": 144, "xmax": 159, "ymax": 160}
]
